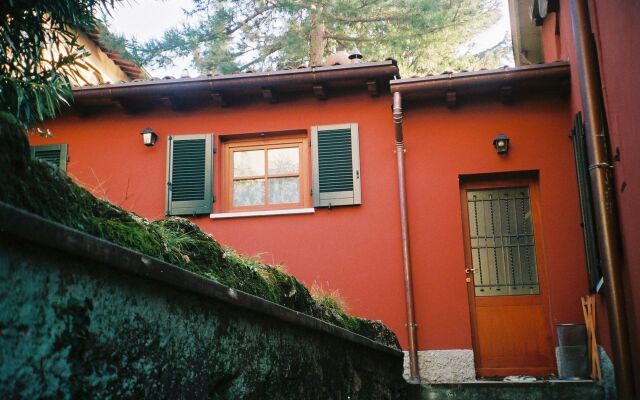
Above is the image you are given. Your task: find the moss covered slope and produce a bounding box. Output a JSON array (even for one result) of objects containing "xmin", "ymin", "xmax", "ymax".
[{"xmin": 0, "ymin": 124, "xmax": 399, "ymax": 349}]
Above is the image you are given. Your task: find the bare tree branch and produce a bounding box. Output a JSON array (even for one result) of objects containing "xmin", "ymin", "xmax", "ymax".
[
  {"xmin": 225, "ymin": 5, "xmax": 275, "ymax": 35},
  {"xmin": 323, "ymin": 34, "xmax": 376, "ymax": 42}
]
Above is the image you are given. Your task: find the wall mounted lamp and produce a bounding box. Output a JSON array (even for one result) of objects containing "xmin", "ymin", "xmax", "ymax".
[
  {"xmin": 493, "ymin": 133, "xmax": 510, "ymax": 155},
  {"xmin": 140, "ymin": 128, "xmax": 158, "ymax": 147}
]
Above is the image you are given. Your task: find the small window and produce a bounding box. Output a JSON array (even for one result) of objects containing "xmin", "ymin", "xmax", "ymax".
[
  {"xmin": 166, "ymin": 134, "xmax": 213, "ymax": 216},
  {"xmin": 311, "ymin": 123, "xmax": 361, "ymax": 207},
  {"xmin": 221, "ymin": 135, "xmax": 310, "ymax": 212},
  {"xmin": 31, "ymin": 144, "xmax": 68, "ymax": 172}
]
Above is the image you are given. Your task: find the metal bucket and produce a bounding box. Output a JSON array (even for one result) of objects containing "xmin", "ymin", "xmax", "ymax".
[
  {"xmin": 557, "ymin": 323, "xmax": 587, "ymax": 347},
  {"xmin": 556, "ymin": 324, "xmax": 589, "ymax": 379}
]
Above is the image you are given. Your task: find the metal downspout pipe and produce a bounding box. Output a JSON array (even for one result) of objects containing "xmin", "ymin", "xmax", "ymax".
[
  {"xmin": 570, "ymin": 0, "xmax": 636, "ymax": 398},
  {"xmin": 393, "ymin": 91, "xmax": 420, "ymax": 383}
]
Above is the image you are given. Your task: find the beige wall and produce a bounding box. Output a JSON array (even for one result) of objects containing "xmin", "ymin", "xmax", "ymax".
[{"xmin": 46, "ymin": 30, "xmax": 132, "ymax": 85}]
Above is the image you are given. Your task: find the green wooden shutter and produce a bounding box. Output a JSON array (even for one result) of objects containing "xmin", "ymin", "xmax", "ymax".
[
  {"xmin": 571, "ymin": 112, "xmax": 602, "ymax": 291},
  {"xmin": 311, "ymin": 123, "xmax": 361, "ymax": 207},
  {"xmin": 31, "ymin": 144, "xmax": 68, "ymax": 172},
  {"xmin": 166, "ymin": 134, "xmax": 213, "ymax": 216}
]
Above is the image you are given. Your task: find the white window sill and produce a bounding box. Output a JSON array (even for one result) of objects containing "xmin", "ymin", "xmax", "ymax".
[{"xmin": 210, "ymin": 208, "xmax": 315, "ymax": 219}]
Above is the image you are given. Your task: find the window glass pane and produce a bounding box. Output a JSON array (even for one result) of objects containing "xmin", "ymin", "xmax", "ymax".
[
  {"xmin": 466, "ymin": 188, "xmax": 539, "ymax": 297},
  {"xmin": 233, "ymin": 179, "xmax": 265, "ymax": 206},
  {"xmin": 234, "ymin": 150, "xmax": 264, "ymax": 177},
  {"xmin": 268, "ymin": 177, "xmax": 299, "ymax": 204},
  {"xmin": 268, "ymin": 147, "xmax": 299, "ymax": 175}
]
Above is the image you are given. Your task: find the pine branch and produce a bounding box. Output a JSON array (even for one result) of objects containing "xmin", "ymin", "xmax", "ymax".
[
  {"xmin": 225, "ymin": 5, "xmax": 275, "ymax": 35},
  {"xmin": 238, "ymin": 41, "xmax": 285, "ymax": 70},
  {"xmin": 324, "ymin": 13, "xmax": 401, "ymax": 23}
]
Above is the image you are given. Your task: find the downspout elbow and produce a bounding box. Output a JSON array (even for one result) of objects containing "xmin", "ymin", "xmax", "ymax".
[{"xmin": 393, "ymin": 92, "xmax": 404, "ymax": 144}]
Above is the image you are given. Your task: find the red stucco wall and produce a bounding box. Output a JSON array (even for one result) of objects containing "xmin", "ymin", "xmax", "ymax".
[
  {"xmin": 33, "ymin": 88, "xmax": 590, "ymax": 353},
  {"xmin": 34, "ymin": 93, "xmax": 410, "ymax": 346},
  {"xmin": 401, "ymin": 94, "xmax": 589, "ymax": 349},
  {"xmin": 541, "ymin": 0, "xmax": 640, "ymax": 385},
  {"xmin": 589, "ymin": 3, "xmax": 640, "ymax": 385}
]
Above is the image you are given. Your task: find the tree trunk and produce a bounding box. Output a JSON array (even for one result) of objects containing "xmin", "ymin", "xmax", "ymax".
[{"xmin": 309, "ymin": 5, "xmax": 326, "ymax": 66}]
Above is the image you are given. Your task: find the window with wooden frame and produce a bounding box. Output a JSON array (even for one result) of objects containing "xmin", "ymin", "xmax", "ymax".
[
  {"xmin": 221, "ymin": 135, "xmax": 310, "ymax": 212},
  {"xmin": 31, "ymin": 144, "xmax": 68, "ymax": 172}
]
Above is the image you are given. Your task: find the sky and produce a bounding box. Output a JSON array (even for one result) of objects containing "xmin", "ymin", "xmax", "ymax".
[{"xmin": 106, "ymin": 0, "xmax": 513, "ymax": 78}]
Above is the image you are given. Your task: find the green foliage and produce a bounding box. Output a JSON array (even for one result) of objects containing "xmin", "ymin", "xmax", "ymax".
[
  {"xmin": 92, "ymin": 22, "xmax": 142, "ymax": 65},
  {"xmin": 129, "ymin": 0, "xmax": 508, "ymax": 76},
  {"xmin": 0, "ymin": 124, "xmax": 400, "ymax": 349},
  {"xmin": 0, "ymin": 0, "xmax": 110, "ymax": 131}
]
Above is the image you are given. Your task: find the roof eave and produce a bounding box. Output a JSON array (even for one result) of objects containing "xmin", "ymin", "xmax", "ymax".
[
  {"xmin": 390, "ymin": 61, "xmax": 570, "ymax": 101},
  {"xmin": 71, "ymin": 60, "xmax": 400, "ymax": 106}
]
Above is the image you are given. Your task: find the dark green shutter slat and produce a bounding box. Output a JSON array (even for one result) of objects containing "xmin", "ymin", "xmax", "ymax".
[
  {"xmin": 166, "ymin": 134, "xmax": 213, "ymax": 216},
  {"xmin": 571, "ymin": 112, "xmax": 602, "ymax": 291},
  {"xmin": 34, "ymin": 150, "xmax": 61, "ymax": 165}
]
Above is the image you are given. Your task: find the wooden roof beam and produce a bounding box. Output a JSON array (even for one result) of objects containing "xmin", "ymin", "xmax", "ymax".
[
  {"xmin": 261, "ymin": 87, "xmax": 278, "ymax": 104},
  {"xmin": 313, "ymin": 84, "xmax": 327, "ymax": 100},
  {"xmin": 210, "ymin": 91, "xmax": 227, "ymax": 107},
  {"xmin": 500, "ymin": 85, "xmax": 514, "ymax": 104},
  {"xmin": 367, "ymin": 80, "xmax": 379, "ymax": 97},
  {"xmin": 446, "ymin": 90, "xmax": 457, "ymax": 108}
]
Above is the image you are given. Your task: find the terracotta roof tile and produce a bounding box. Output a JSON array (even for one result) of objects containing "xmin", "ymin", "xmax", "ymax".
[
  {"xmin": 70, "ymin": 60, "xmax": 400, "ymax": 89},
  {"xmin": 85, "ymin": 29, "xmax": 148, "ymax": 81}
]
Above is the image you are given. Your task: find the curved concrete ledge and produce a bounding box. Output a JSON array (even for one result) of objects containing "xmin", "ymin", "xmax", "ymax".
[{"xmin": 0, "ymin": 201, "xmax": 401, "ymax": 358}]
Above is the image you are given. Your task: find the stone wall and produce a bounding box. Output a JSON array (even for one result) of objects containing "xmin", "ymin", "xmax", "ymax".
[
  {"xmin": 403, "ymin": 350, "xmax": 476, "ymax": 383},
  {"xmin": 0, "ymin": 204, "xmax": 412, "ymax": 399}
]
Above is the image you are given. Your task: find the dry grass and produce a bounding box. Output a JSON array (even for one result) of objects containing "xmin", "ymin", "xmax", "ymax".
[{"xmin": 310, "ymin": 283, "xmax": 348, "ymax": 314}]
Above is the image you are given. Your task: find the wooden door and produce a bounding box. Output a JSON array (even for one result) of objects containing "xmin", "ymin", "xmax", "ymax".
[{"xmin": 461, "ymin": 177, "xmax": 555, "ymax": 377}]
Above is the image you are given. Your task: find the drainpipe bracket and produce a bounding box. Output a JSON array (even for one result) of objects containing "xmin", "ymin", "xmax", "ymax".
[{"xmin": 588, "ymin": 162, "xmax": 614, "ymax": 170}]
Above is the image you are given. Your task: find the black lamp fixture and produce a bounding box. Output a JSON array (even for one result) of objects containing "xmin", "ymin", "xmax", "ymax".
[
  {"xmin": 140, "ymin": 127, "xmax": 158, "ymax": 147},
  {"xmin": 493, "ymin": 133, "xmax": 510, "ymax": 155}
]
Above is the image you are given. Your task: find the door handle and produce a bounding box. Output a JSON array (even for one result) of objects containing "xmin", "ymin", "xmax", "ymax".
[{"xmin": 465, "ymin": 267, "xmax": 478, "ymax": 274}]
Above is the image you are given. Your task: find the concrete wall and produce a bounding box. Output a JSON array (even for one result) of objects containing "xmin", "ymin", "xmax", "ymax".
[{"xmin": 0, "ymin": 204, "xmax": 410, "ymax": 399}]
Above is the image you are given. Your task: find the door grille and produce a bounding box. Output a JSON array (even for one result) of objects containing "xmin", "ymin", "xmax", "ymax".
[{"xmin": 467, "ymin": 187, "xmax": 540, "ymax": 296}]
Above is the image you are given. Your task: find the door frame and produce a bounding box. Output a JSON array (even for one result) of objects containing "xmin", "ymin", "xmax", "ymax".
[{"xmin": 459, "ymin": 171, "xmax": 555, "ymax": 377}]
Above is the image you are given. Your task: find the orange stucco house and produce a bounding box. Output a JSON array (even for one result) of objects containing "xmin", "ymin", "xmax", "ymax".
[{"xmin": 31, "ymin": 0, "xmax": 639, "ymax": 394}]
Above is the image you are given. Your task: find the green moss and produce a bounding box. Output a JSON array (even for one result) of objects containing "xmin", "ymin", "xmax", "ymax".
[{"xmin": 0, "ymin": 123, "xmax": 400, "ymax": 349}]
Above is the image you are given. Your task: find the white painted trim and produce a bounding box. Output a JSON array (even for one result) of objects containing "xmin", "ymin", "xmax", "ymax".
[{"xmin": 210, "ymin": 208, "xmax": 315, "ymax": 219}]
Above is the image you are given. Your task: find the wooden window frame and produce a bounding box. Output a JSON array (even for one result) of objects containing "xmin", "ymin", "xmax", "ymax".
[{"xmin": 221, "ymin": 134, "xmax": 311, "ymax": 212}]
